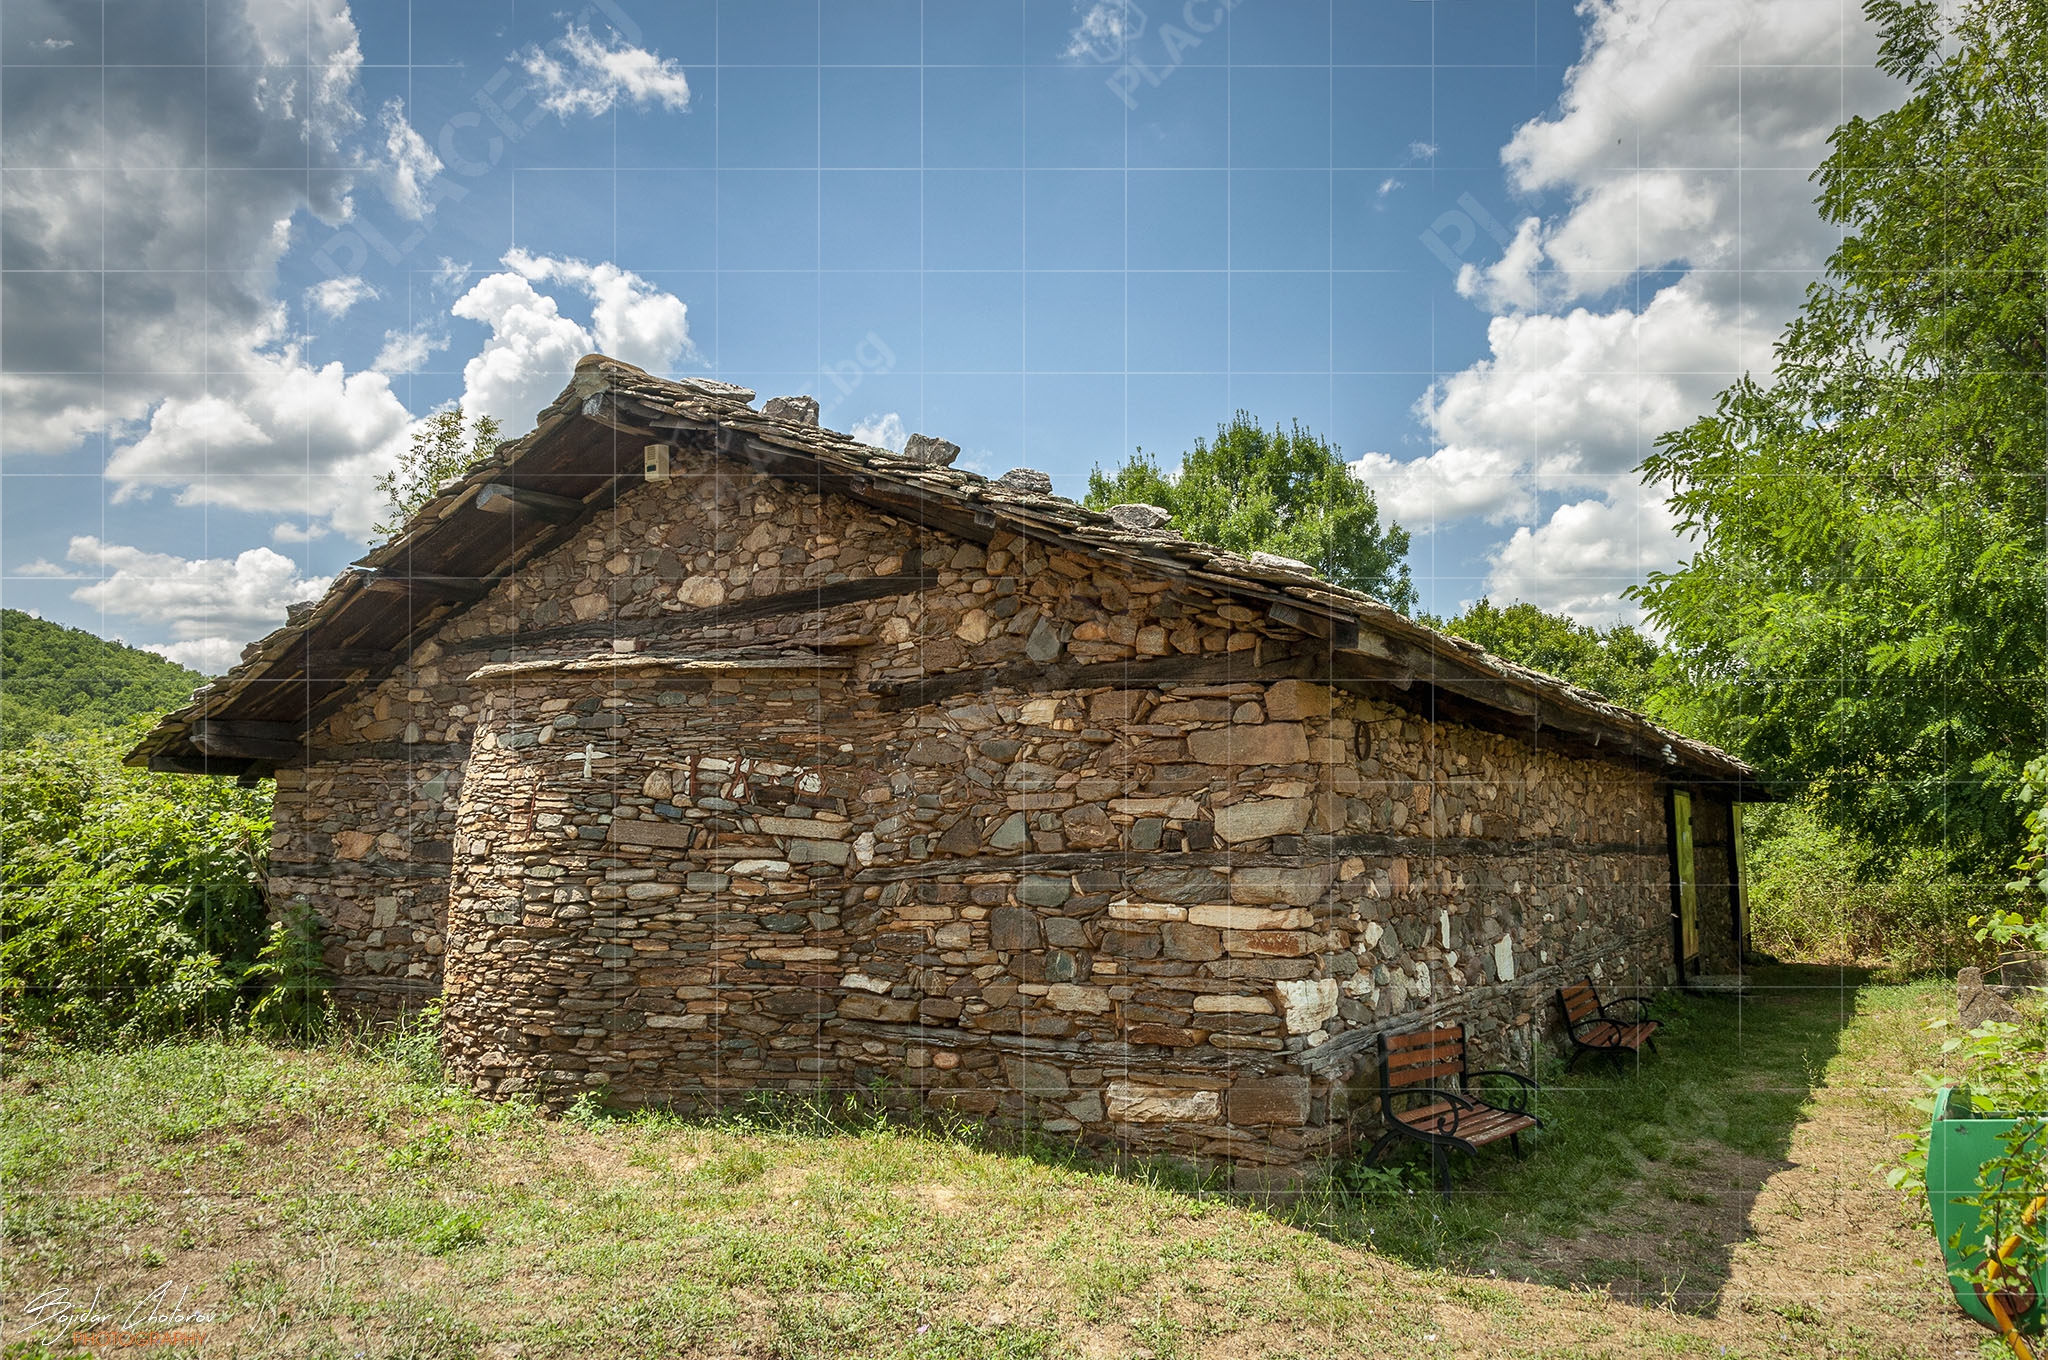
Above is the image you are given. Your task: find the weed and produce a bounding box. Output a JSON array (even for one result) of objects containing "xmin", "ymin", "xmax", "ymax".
[
  {"xmin": 417, "ymin": 1208, "xmax": 486, "ymax": 1255},
  {"xmin": 385, "ymin": 1125, "xmax": 456, "ymax": 1171}
]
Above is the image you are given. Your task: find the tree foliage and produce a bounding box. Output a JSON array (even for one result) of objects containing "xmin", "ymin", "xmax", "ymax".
[
  {"xmin": 1, "ymin": 728, "xmax": 274, "ymax": 1044},
  {"xmin": 1085, "ymin": 413, "xmax": 1416, "ymax": 612},
  {"xmin": 1633, "ymin": 0, "xmax": 2047, "ymax": 872},
  {"xmin": 1, "ymin": 609, "xmax": 205, "ymax": 746},
  {"xmin": 374, "ymin": 407, "xmax": 502, "ymax": 539},
  {"xmin": 1427, "ymin": 598, "xmax": 1664, "ymax": 712}
]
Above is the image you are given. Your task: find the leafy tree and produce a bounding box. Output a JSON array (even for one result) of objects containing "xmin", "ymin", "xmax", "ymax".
[
  {"xmin": 1, "ymin": 608, "xmax": 206, "ymax": 745},
  {"xmin": 1632, "ymin": 0, "xmax": 2046, "ymax": 872},
  {"xmin": 374, "ymin": 407, "xmax": 502, "ymax": 539},
  {"xmin": 1085, "ymin": 413, "xmax": 1416, "ymax": 612},
  {"xmin": 1427, "ymin": 598, "xmax": 1663, "ymax": 712}
]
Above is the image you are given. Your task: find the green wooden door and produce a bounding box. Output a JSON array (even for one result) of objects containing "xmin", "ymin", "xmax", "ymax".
[
  {"xmin": 1672, "ymin": 791, "xmax": 1700, "ymax": 964},
  {"xmin": 1731, "ymin": 802, "xmax": 1751, "ymax": 959}
]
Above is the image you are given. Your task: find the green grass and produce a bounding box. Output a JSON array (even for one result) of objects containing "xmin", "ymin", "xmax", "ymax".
[
  {"xmin": 1304, "ymin": 967, "xmax": 1883, "ymax": 1272},
  {"xmin": 0, "ymin": 969, "xmax": 1983, "ymax": 1359}
]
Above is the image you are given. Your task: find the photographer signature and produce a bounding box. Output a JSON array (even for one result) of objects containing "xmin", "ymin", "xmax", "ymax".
[{"xmin": 22, "ymin": 1280, "xmax": 219, "ymax": 1335}]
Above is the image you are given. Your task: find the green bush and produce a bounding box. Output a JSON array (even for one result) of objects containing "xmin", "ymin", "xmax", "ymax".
[
  {"xmin": 1, "ymin": 728, "xmax": 274, "ymax": 1044},
  {"xmin": 1744, "ymin": 801, "xmax": 1992, "ymax": 974}
]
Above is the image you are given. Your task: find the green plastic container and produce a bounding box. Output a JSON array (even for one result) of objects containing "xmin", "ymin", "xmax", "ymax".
[{"xmin": 1928, "ymin": 1084, "xmax": 2047, "ymax": 1334}]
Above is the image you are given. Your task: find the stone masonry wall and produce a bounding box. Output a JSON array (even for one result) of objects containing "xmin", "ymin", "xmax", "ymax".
[{"xmin": 267, "ymin": 440, "xmax": 1689, "ymax": 1170}]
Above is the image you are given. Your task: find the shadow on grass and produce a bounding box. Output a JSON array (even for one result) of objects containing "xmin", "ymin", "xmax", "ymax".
[
  {"xmin": 555, "ymin": 964, "xmax": 1871, "ymax": 1319},
  {"xmin": 1290, "ymin": 963, "xmax": 1872, "ymax": 1315}
]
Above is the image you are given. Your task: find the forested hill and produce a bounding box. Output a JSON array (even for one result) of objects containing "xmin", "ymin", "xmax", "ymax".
[{"xmin": 0, "ymin": 609, "xmax": 204, "ymax": 747}]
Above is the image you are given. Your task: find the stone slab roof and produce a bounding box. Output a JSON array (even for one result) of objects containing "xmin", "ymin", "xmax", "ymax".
[{"xmin": 129, "ymin": 354, "xmax": 1766, "ymax": 790}]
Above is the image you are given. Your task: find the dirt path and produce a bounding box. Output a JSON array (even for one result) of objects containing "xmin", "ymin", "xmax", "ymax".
[
  {"xmin": 1696, "ymin": 982, "xmax": 1984, "ymax": 1358},
  {"xmin": 1481, "ymin": 977, "xmax": 1988, "ymax": 1358}
]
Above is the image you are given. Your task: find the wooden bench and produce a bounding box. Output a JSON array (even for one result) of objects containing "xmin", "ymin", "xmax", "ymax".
[
  {"xmin": 1558, "ymin": 980, "xmax": 1660, "ymax": 1072},
  {"xmin": 1366, "ymin": 1024, "xmax": 1541, "ymax": 1194}
]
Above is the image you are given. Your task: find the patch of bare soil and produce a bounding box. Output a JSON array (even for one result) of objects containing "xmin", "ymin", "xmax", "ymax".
[{"xmin": 1486, "ymin": 996, "xmax": 1990, "ymax": 1358}]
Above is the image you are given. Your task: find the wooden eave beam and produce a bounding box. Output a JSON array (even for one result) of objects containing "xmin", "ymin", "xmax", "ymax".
[
  {"xmin": 148, "ymin": 753, "xmax": 257, "ymax": 777},
  {"xmin": 361, "ymin": 572, "xmax": 490, "ymax": 602},
  {"xmin": 476, "ymin": 481, "xmax": 588, "ymax": 522},
  {"xmin": 191, "ymin": 718, "xmax": 306, "ymax": 762}
]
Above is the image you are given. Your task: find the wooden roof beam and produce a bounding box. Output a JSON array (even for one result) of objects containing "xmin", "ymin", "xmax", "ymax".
[{"xmin": 476, "ymin": 481, "xmax": 587, "ymax": 522}]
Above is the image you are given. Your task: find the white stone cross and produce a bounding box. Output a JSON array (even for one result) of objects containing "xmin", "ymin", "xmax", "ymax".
[{"xmin": 566, "ymin": 741, "xmax": 611, "ymax": 780}]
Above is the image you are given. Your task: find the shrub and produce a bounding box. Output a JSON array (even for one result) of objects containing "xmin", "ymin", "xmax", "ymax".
[
  {"xmin": 0, "ymin": 729, "xmax": 273, "ymax": 1044},
  {"xmin": 1743, "ymin": 801, "xmax": 1992, "ymax": 974}
]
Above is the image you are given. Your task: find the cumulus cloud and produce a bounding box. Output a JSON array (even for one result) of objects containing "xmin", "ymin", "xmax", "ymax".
[
  {"xmin": 33, "ymin": 536, "xmax": 332, "ymax": 675},
  {"xmin": 521, "ymin": 22, "xmax": 692, "ymax": 119},
  {"xmin": 851, "ymin": 413, "xmax": 908, "ymax": 454},
  {"xmin": 1351, "ymin": 445, "xmax": 1535, "ymax": 534},
  {"xmin": 378, "ymin": 98, "xmax": 443, "ymax": 220},
  {"xmin": 373, "ymin": 327, "xmax": 449, "ymax": 374},
  {"xmin": 1482, "ymin": 486, "xmax": 1690, "ymax": 628},
  {"xmin": 1359, "ymin": 0, "xmax": 1903, "ymax": 622},
  {"xmin": 0, "ymin": 0, "xmax": 365, "ymax": 455},
  {"xmin": 308, "ymin": 275, "xmax": 379, "ymax": 318},
  {"xmin": 104, "ymin": 348, "xmax": 413, "ymax": 540},
  {"xmin": 451, "ymin": 250, "xmax": 693, "ymax": 430}
]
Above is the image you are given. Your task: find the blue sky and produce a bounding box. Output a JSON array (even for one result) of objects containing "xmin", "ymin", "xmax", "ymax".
[{"xmin": 0, "ymin": 0, "xmax": 1898, "ymax": 670}]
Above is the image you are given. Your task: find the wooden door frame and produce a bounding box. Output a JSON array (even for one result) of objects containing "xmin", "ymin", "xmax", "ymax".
[{"xmin": 1665, "ymin": 785, "xmax": 1700, "ymax": 983}]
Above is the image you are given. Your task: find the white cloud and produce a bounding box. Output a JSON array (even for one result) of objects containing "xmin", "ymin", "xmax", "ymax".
[
  {"xmin": 378, "ymin": 98, "xmax": 443, "ymax": 220},
  {"xmin": 373, "ymin": 326, "xmax": 449, "ymax": 374},
  {"xmin": 103, "ymin": 348, "xmax": 413, "ymax": 540},
  {"xmin": 46, "ymin": 536, "xmax": 332, "ymax": 676},
  {"xmin": 308, "ymin": 275, "xmax": 379, "ymax": 318},
  {"xmin": 1480, "ymin": 0, "xmax": 1887, "ymax": 315},
  {"xmin": 1429, "ymin": 281, "xmax": 1745, "ymax": 493},
  {"xmin": 851, "ymin": 412, "xmax": 908, "ymax": 454},
  {"xmin": 1482, "ymin": 486, "xmax": 1690, "ymax": 627},
  {"xmin": 1352, "ymin": 445, "xmax": 1535, "ymax": 534},
  {"xmin": 521, "ymin": 22, "xmax": 692, "ymax": 119},
  {"xmin": 1062, "ymin": 1, "xmax": 1144, "ymax": 63},
  {"xmin": 1370, "ymin": 0, "xmax": 1904, "ymax": 625},
  {"xmin": 505, "ymin": 250, "xmax": 693, "ymax": 366},
  {"xmin": 451, "ymin": 251, "xmax": 693, "ymax": 430},
  {"xmin": 0, "ymin": 0, "xmax": 365, "ymax": 456},
  {"xmin": 270, "ymin": 520, "xmax": 329, "ymax": 545}
]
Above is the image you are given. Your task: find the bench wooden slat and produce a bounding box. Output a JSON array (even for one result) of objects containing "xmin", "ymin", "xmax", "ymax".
[
  {"xmin": 1386, "ymin": 1038, "xmax": 1465, "ymax": 1068},
  {"xmin": 1558, "ymin": 979, "xmax": 1661, "ymax": 1071},
  {"xmin": 1392, "ymin": 1101, "xmax": 1537, "ymax": 1148},
  {"xmin": 1386, "ymin": 1025, "xmax": 1464, "ymax": 1050},
  {"xmin": 1374, "ymin": 1021, "xmax": 1542, "ymax": 1194},
  {"xmin": 1387, "ymin": 1059, "xmax": 1463, "ymax": 1087},
  {"xmin": 1386, "ymin": 1043, "xmax": 1464, "ymax": 1070}
]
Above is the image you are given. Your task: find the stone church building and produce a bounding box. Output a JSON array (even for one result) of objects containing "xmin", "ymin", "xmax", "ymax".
[{"xmin": 134, "ymin": 355, "xmax": 1762, "ymax": 1176}]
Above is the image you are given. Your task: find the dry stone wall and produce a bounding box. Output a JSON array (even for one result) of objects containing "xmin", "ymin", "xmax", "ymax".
[{"xmin": 267, "ymin": 440, "xmax": 1688, "ymax": 1172}]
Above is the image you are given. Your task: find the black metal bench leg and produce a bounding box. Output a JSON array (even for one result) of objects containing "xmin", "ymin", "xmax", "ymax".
[
  {"xmin": 1432, "ymin": 1143, "xmax": 1452, "ymax": 1196},
  {"xmin": 1565, "ymin": 1045, "xmax": 1584, "ymax": 1073},
  {"xmin": 1510, "ymin": 1131, "xmax": 1524, "ymax": 1160}
]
